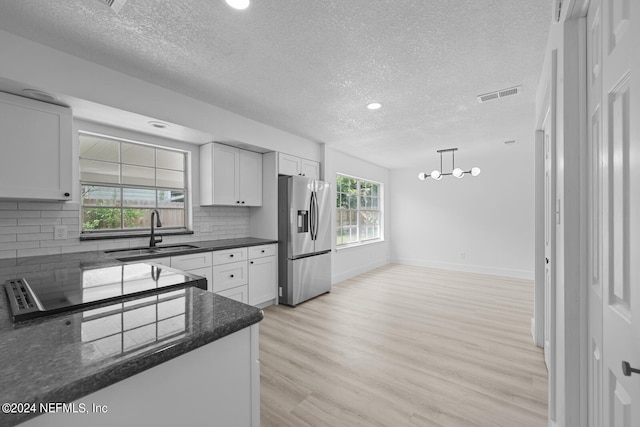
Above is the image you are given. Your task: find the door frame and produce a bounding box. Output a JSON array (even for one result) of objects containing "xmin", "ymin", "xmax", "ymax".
[{"xmin": 535, "ymin": 1, "xmax": 590, "ymax": 424}]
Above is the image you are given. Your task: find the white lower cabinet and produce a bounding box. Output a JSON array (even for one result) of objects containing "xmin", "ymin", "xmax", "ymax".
[
  {"xmin": 212, "ymin": 247, "xmax": 250, "ymax": 304},
  {"xmin": 248, "ymin": 244, "xmax": 277, "ymax": 307},
  {"xmin": 170, "ymin": 252, "xmax": 213, "ymax": 291},
  {"xmin": 141, "ymin": 244, "xmax": 276, "ymax": 307},
  {"xmin": 21, "ymin": 325, "xmax": 261, "ymax": 427},
  {"xmin": 217, "ymin": 284, "xmax": 249, "ymax": 304}
]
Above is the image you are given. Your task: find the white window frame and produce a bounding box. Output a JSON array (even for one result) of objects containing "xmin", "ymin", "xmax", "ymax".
[
  {"xmin": 79, "ymin": 131, "xmax": 190, "ymax": 236},
  {"xmin": 336, "ymin": 173, "xmax": 384, "ymax": 249}
]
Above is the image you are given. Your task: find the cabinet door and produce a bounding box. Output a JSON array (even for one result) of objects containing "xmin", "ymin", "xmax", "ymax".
[
  {"xmin": 300, "ymin": 159, "xmax": 320, "ymax": 179},
  {"xmin": 239, "ymin": 150, "xmax": 262, "ymax": 206},
  {"xmin": 171, "ymin": 252, "xmax": 213, "ymax": 291},
  {"xmin": 0, "ymin": 92, "xmax": 72, "ymax": 201},
  {"xmin": 278, "ymin": 153, "xmax": 301, "ymax": 176},
  {"xmin": 217, "ymin": 285, "xmax": 249, "ymax": 304},
  {"xmin": 212, "ymin": 144, "xmax": 240, "ymax": 205},
  {"xmin": 212, "ymin": 261, "xmax": 248, "ymax": 292},
  {"xmin": 248, "ymin": 256, "xmax": 276, "ymax": 306}
]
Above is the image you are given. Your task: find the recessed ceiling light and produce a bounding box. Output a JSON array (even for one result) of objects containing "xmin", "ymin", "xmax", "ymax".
[
  {"xmin": 148, "ymin": 120, "xmax": 171, "ymax": 129},
  {"xmin": 367, "ymin": 102, "xmax": 382, "ymax": 110},
  {"xmin": 225, "ymin": 0, "xmax": 250, "ymax": 10}
]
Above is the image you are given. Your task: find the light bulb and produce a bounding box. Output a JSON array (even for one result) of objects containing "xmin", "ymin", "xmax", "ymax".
[
  {"xmin": 418, "ymin": 172, "xmax": 428, "ymax": 181},
  {"xmin": 226, "ymin": 0, "xmax": 250, "ymax": 10},
  {"xmin": 471, "ymin": 167, "xmax": 481, "ymax": 176},
  {"xmin": 430, "ymin": 170, "xmax": 441, "ymax": 180},
  {"xmin": 452, "ymin": 168, "xmax": 464, "ymax": 178}
]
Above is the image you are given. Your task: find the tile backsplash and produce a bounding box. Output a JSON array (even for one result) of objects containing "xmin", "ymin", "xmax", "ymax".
[{"xmin": 0, "ymin": 201, "xmax": 249, "ymax": 259}]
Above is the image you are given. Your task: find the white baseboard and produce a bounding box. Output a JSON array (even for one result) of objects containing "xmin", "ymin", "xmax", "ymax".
[
  {"xmin": 332, "ymin": 258, "xmax": 389, "ymax": 284},
  {"xmin": 390, "ymin": 257, "xmax": 534, "ymax": 280}
]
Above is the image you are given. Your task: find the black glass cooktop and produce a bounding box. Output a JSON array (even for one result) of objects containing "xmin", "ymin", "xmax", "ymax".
[{"xmin": 3, "ymin": 261, "xmax": 206, "ymax": 323}]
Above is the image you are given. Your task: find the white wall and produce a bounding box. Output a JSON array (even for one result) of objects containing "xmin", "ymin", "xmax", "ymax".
[
  {"xmin": 390, "ymin": 141, "xmax": 536, "ymax": 279},
  {"xmin": 324, "ymin": 147, "xmax": 391, "ymax": 284}
]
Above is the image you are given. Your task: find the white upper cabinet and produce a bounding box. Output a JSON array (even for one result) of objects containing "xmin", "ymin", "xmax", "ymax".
[
  {"xmin": 278, "ymin": 152, "xmax": 320, "ymax": 179},
  {"xmin": 0, "ymin": 92, "xmax": 73, "ymax": 201},
  {"xmin": 200, "ymin": 142, "xmax": 262, "ymax": 206}
]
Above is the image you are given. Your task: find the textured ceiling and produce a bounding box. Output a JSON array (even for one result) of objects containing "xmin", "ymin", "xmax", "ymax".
[{"xmin": 0, "ymin": 0, "xmax": 551, "ymax": 169}]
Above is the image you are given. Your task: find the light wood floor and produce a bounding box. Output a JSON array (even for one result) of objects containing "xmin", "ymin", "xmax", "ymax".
[{"xmin": 259, "ymin": 264, "xmax": 548, "ymax": 427}]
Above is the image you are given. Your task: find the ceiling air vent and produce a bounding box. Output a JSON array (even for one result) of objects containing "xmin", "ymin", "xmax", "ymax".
[
  {"xmin": 95, "ymin": 0, "xmax": 128, "ymax": 13},
  {"xmin": 477, "ymin": 86, "xmax": 522, "ymax": 104}
]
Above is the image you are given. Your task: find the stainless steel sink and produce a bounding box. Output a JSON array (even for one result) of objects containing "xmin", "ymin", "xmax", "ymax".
[{"xmin": 105, "ymin": 244, "xmax": 199, "ymax": 258}]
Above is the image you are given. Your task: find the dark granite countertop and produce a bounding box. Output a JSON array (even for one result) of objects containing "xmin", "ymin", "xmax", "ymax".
[
  {"xmin": 104, "ymin": 237, "xmax": 279, "ymax": 262},
  {"xmin": 0, "ymin": 238, "xmax": 271, "ymax": 426}
]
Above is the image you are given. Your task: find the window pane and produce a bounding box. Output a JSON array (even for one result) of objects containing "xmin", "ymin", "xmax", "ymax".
[
  {"xmin": 121, "ymin": 142, "xmax": 154, "ymax": 167},
  {"xmin": 82, "ymin": 207, "xmax": 122, "ymax": 230},
  {"xmin": 156, "ymin": 169, "xmax": 184, "ymax": 188},
  {"xmin": 123, "ymin": 208, "xmax": 152, "ymax": 228},
  {"xmin": 157, "ymin": 150, "xmax": 184, "ymax": 171},
  {"xmin": 122, "ymin": 165, "xmax": 155, "ymax": 186},
  {"xmin": 158, "ymin": 190, "xmax": 185, "ymax": 208},
  {"xmin": 79, "ymin": 135, "xmax": 119, "ymax": 162},
  {"xmin": 80, "ymin": 159, "xmax": 120, "ymax": 184},
  {"xmin": 82, "ymin": 185, "xmax": 121, "ymax": 207},
  {"xmin": 123, "ymin": 188, "xmax": 156, "ymax": 207},
  {"xmin": 372, "ymin": 184, "xmax": 379, "ymax": 197},
  {"xmin": 158, "ymin": 209, "xmax": 185, "ymax": 228}
]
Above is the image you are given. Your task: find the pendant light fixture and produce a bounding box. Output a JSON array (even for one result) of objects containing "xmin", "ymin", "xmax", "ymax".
[{"xmin": 417, "ymin": 148, "xmax": 481, "ymax": 181}]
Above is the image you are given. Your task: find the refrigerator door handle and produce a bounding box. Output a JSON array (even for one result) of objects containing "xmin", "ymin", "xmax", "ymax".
[{"xmin": 310, "ymin": 191, "xmax": 317, "ymax": 240}]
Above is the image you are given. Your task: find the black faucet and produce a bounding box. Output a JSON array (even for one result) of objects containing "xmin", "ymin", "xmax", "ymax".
[{"xmin": 150, "ymin": 209, "xmax": 163, "ymax": 247}]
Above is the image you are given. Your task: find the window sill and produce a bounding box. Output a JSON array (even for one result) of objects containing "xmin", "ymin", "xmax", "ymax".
[
  {"xmin": 80, "ymin": 229, "xmax": 194, "ymax": 241},
  {"xmin": 336, "ymin": 238, "xmax": 384, "ymax": 251}
]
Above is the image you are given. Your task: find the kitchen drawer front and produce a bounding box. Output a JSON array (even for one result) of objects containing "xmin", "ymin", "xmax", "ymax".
[
  {"xmin": 216, "ymin": 285, "xmax": 248, "ymax": 304},
  {"xmin": 212, "ymin": 247, "xmax": 248, "ymax": 265},
  {"xmin": 147, "ymin": 257, "xmax": 171, "ymax": 267},
  {"xmin": 171, "ymin": 251, "xmax": 212, "ymax": 271},
  {"xmin": 248, "ymin": 244, "xmax": 276, "ymax": 259},
  {"xmin": 212, "ymin": 261, "xmax": 248, "ymax": 292}
]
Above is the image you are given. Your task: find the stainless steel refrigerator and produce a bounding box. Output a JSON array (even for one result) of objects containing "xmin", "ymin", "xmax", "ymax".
[{"xmin": 278, "ymin": 175, "xmax": 332, "ymax": 306}]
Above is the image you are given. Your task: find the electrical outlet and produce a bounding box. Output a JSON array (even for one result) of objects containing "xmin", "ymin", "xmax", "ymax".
[
  {"xmin": 54, "ymin": 225, "xmax": 67, "ymax": 240},
  {"xmin": 459, "ymin": 252, "xmax": 466, "ymax": 260}
]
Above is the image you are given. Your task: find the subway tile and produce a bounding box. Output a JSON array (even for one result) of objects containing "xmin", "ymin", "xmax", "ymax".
[
  {"xmin": 0, "ymin": 226, "xmax": 41, "ymax": 235},
  {"xmin": 18, "ymin": 218, "xmax": 61, "ymax": 226},
  {"xmin": 41, "ymin": 210, "xmax": 80, "ymax": 218},
  {"xmin": 0, "ymin": 202, "xmax": 18, "ymax": 210},
  {"xmin": 61, "ymin": 243, "xmax": 99, "ymax": 254},
  {"xmin": 61, "ymin": 217, "xmax": 80, "ymax": 225},
  {"xmin": 18, "ymin": 202, "xmax": 63, "ymax": 211},
  {"xmin": 17, "ymin": 247, "xmax": 62, "ymax": 258},
  {"xmin": 0, "ymin": 235, "xmax": 17, "ymax": 243},
  {"xmin": 0, "ymin": 210, "xmax": 40, "ymax": 219},
  {"xmin": 41, "ymin": 239, "xmax": 81, "ymax": 248},
  {"xmin": 0, "ymin": 219, "xmax": 18, "ymax": 226},
  {"xmin": 62, "ymin": 203, "xmax": 80, "ymax": 211},
  {"xmin": 17, "ymin": 233, "xmax": 54, "ymax": 242},
  {"xmin": 0, "ymin": 241, "xmax": 40, "ymax": 251},
  {"xmin": 0, "ymin": 250, "xmax": 17, "ymax": 259}
]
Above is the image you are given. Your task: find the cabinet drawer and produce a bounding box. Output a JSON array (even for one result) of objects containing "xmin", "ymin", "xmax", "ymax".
[
  {"xmin": 212, "ymin": 247, "xmax": 248, "ymax": 265},
  {"xmin": 171, "ymin": 251, "xmax": 212, "ymax": 271},
  {"xmin": 248, "ymin": 244, "xmax": 276, "ymax": 259},
  {"xmin": 146, "ymin": 257, "xmax": 171, "ymax": 267},
  {"xmin": 212, "ymin": 261, "xmax": 248, "ymax": 292},
  {"xmin": 216, "ymin": 285, "xmax": 248, "ymax": 304}
]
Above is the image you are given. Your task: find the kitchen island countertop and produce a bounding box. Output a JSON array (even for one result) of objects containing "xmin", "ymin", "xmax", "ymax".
[{"xmin": 0, "ymin": 238, "xmax": 271, "ymax": 426}]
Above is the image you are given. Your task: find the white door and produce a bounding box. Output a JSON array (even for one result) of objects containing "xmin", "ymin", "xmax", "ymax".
[
  {"xmin": 542, "ymin": 105, "xmax": 556, "ymax": 420},
  {"xmin": 599, "ymin": 0, "xmax": 640, "ymax": 425},
  {"xmin": 587, "ymin": 0, "xmax": 605, "ymax": 425}
]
